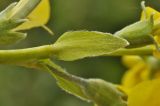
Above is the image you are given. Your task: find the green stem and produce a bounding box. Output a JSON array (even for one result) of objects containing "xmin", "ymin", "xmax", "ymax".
[
  {"xmin": 10, "ymin": 0, "xmax": 41, "ymax": 19},
  {"xmin": 107, "ymin": 46, "xmax": 153, "ymax": 56},
  {"xmin": 0, "ymin": 45, "xmax": 154, "ymax": 64},
  {"xmin": 0, "ymin": 45, "xmax": 55, "ymax": 63}
]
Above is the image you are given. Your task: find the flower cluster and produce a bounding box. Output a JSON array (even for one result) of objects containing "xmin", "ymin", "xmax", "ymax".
[{"xmin": 120, "ymin": 6, "xmax": 160, "ymax": 106}]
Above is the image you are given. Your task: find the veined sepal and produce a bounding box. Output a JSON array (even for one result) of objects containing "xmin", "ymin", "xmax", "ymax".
[{"xmin": 114, "ymin": 14, "xmax": 154, "ymax": 48}]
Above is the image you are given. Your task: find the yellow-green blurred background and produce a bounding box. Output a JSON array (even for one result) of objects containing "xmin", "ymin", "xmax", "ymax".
[{"xmin": 0, "ymin": 0, "xmax": 159, "ymax": 106}]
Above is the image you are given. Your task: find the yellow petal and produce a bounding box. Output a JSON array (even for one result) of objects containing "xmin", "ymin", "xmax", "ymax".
[
  {"xmin": 153, "ymin": 48, "xmax": 160, "ymax": 59},
  {"xmin": 128, "ymin": 79, "xmax": 160, "ymax": 106},
  {"xmin": 153, "ymin": 28, "xmax": 160, "ymax": 36},
  {"xmin": 117, "ymin": 85, "xmax": 131, "ymax": 96},
  {"xmin": 141, "ymin": 7, "xmax": 160, "ymax": 37},
  {"xmin": 14, "ymin": 0, "xmax": 51, "ymax": 31},
  {"xmin": 122, "ymin": 55, "xmax": 143, "ymax": 68},
  {"xmin": 121, "ymin": 63, "xmax": 149, "ymax": 88},
  {"xmin": 154, "ymin": 70, "xmax": 160, "ymax": 78},
  {"xmin": 141, "ymin": 7, "xmax": 160, "ymax": 20}
]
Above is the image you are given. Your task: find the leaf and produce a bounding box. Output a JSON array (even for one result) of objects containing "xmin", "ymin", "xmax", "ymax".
[
  {"xmin": 45, "ymin": 60, "xmax": 90, "ymax": 101},
  {"xmin": 56, "ymin": 76, "xmax": 90, "ymax": 101},
  {"xmin": 13, "ymin": 0, "xmax": 51, "ymax": 31},
  {"xmin": 53, "ymin": 31, "xmax": 129, "ymax": 61}
]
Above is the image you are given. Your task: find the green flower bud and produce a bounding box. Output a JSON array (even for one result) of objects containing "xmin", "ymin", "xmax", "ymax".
[
  {"xmin": 115, "ymin": 15, "xmax": 154, "ymax": 48},
  {"xmin": 82, "ymin": 79, "xmax": 127, "ymax": 106}
]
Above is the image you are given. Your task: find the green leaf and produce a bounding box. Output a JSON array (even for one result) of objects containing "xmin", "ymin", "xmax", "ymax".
[
  {"xmin": 45, "ymin": 60, "xmax": 90, "ymax": 102},
  {"xmin": 53, "ymin": 31, "xmax": 129, "ymax": 61},
  {"xmin": 55, "ymin": 76, "xmax": 90, "ymax": 101}
]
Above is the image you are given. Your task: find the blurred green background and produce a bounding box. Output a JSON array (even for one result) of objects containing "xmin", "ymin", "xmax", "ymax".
[{"xmin": 0, "ymin": 0, "xmax": 159, "ymax": 106}]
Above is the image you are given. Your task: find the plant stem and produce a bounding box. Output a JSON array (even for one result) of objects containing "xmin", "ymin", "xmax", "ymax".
[
  {"xmin": 0, "ymin": 45, "xmax": 153, "ymax": 64},
  {"xmin": 107, "ymin": 46, "xmax": 153, "ymax": 56},
  {"xmin": 0, "ymin": 45, "xmax": 55, "ymax": 63}
]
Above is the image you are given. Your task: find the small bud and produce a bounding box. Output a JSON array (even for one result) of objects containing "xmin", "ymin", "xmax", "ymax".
[
  {"xmin": 82, "ymin": 79, "xmax": 127, "ymax": 106},
  {"xmin": 0, "ymin": 0, "xmax": 45, "ymax": 46},
  {"xmin": 115, "ymin": 15, "xmax": 154, "ymax": 48},
  {"xmin": 115, "ymin": 1, "xmax": 155, "ymax": 48}
]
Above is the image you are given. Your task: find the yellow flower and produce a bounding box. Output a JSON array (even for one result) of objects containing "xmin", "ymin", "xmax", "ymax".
[
  {"xmin": 122, "ymin": 55, "xmax": 143, "ymax": 68},
  {"xmin": 121, "ymin": 55, "xmax": 160, "ymax": 86},
  {"xmin": 128, "ymin": 79, "xmax": 160, "ymax": 106},
  {"xmin": 121, "ymin": 55, "xmax": 150, "ymax": 88},
  {"xmin": 141, "ymin": 6, "xmax": 160, "ymax": 58},
  {"xmin": 120, "ymin": 56, "xmax": 160, "ymax": 106},
  {"xmin": 13, "ymin": 0, "xmax": 53, "ymax": 34},
  {"xmin": 141, "ymin": 7, "xmax": 160, "ymax": 36}
]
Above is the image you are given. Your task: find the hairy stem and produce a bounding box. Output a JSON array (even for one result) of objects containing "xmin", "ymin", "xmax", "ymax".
[
  {"xmin": 107, "ymin": 46, "xmax": 153, "ymax": 56},
  {"xmin": 0, "ymin": 45, "xmax": 153, "ymax": 64},
  {"xmin": 0, "ymin": 45, "xmax": 55, "ymax": 63}
]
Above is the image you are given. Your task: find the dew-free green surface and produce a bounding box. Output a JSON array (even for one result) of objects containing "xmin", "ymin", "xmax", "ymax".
[
  {"xmin": 54, "ymin": 31, "xmax": 128, "ymax": 61},
  {"xmin": 0, "ymin": 0, "xmax": 159, "ymax": 106}
]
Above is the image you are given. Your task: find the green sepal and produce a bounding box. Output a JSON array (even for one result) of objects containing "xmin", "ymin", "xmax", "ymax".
[
  {"xmin": 115, "ymin": 15, "xmax": 154, "ymax": 48},
  {"xmin": 53, "ymin": 31, "xmax": 129, "ymax": 61},
  {"xmin": 0, "ymin": 0, "xmax": 42, "ymax": 46},
  {"xmin": 0, "ymin": 2, "xmax": 17, "ymax": 19},
  {"xmin": 43, "ymin": 60, "xmax": 90, "ymax": 102},
  {"xmin": 0, "ymin": 31, "xmax": 26, "ymax": 46},
  {"xmin": 0, "ymin": 18, "xmax": 27, "ymax": 45},
  {"xmin": 0, "ymin": 19, "xmax": 27, "ymax": 31},
  {"xmin": 0, "ymin": 2, "xmax": 29, "ymax": 30},
  {"xmin": 0, "ymin": 2, "xmax": 27, "ymax": 46},
  {"xmin": 83, "ymin": 79, "xmax": 127, "ymax": 106}
]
